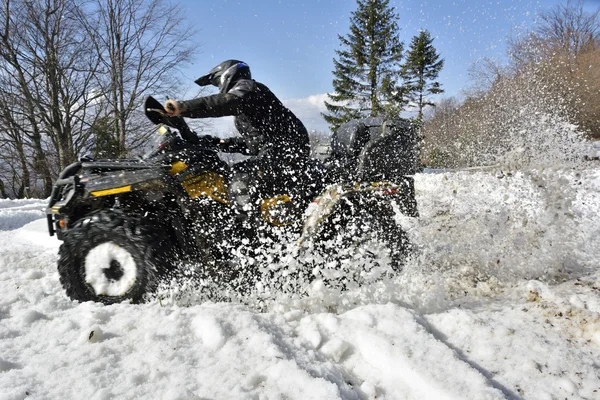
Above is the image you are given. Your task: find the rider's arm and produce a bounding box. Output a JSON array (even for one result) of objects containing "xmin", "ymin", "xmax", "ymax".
[
  {"xmin": 180, "ymin": 93, "xmax": 241, "ymax": 118},
  {"xmin": 181, "ymin": 80, "xmax": 256, "ymax": 118}
]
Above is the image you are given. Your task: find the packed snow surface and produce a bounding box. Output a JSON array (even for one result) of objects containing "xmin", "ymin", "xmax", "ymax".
[{"xmin": 1, "ymin": 165, "xmax": 600, "ymax": 399}]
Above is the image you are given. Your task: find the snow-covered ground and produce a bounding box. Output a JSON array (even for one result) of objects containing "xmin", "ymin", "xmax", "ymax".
[{"xmin": 1, "ymin": 165, "xmax": 599, "ymax": 400}]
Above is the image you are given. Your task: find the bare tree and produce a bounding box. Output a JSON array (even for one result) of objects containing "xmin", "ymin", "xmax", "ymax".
[
  {"xmin": 422, "ymin": 1, "xmax": 600, "ymax": 168},
  {"xmin": 0, "ymin": 0, "xmax": 195, "ymax": 197},
  {"xmin": 572, "ymin": 46, "xmax": 600, "ymax": 138},
  {"xmin": 0, "ymin": 0, "xmax": 104, "ymax": 198},
  {"xmin": 0, "ymin": 103, "xmax": 32, "ymax": 197},
  {"xmin": 80, "ymin": 0, "xmax": 195, "ymax": 156},
  {"xmin": 466, "ymin": 57, "xmax": 507, "ymax": 96},
  {"xmin": 537, "ymin": 0, "xmax": 600, "ymax": 61},
  {"xmin": 0, "ymin": 0, "xmax": 53, "ymax": 195},
  {"xmin": 510, "ymin": 1, "xmax": 600, "ymax": 138},
  {"xmin": 510, "ymin": 0, "xmax": 599, "ymax": 72},
  {"xmin": 20, "ymin": 0, "xmax": 102, "ymax": 171}
]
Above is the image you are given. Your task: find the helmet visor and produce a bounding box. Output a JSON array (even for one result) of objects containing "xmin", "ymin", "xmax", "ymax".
[
  {"xmin": 194, "ymin": 74, "xmax": 211, "ymax": 86},
  {"xmin": 194, "ymin": 73, "xmax": 222, "ymax": 88}
]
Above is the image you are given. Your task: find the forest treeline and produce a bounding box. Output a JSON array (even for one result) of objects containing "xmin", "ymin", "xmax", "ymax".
[
  {"xmin": 0, "ymin": 0, "xmax": 194, "ymax": 198},
  {"xmin": 1, "ymin": 0, "xmax": 596, "ymax": 198},
  {"xmin": 422, "ymin": 1, "xmax": 600, "ymax": 168}
]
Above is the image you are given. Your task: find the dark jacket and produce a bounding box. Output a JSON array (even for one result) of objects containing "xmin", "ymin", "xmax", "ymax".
[{"xmin": 181, "ymin": 79, "xmax": 310, "ymax": 160}]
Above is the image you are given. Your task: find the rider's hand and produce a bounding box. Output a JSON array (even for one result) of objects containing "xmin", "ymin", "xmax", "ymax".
[{"xmin": 164, "ymin": 99, "xmax": 186, "ymax": 116}]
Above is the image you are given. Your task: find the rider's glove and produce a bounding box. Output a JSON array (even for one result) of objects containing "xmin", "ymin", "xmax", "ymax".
[{"xmin": 164, "ymin": 100, "xmax": 187, "ymax": 116}]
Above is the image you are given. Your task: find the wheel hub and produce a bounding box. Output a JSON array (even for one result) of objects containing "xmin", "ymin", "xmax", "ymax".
[
  {"xmin": 84, "ymin": 242, "xmax": 138, "ymax": 297},
  {"xmin": 104, "ymin": 259, "xmax": 125, "ymax": 281}
]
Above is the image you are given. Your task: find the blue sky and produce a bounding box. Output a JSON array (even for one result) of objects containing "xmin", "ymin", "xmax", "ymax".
[{"xmin": 177, "ymin": 0, "xmax": 599, "ymax": 132}]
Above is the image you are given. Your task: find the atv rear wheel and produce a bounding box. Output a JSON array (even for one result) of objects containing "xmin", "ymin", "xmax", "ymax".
[
  {"xmin": 306, "ymin": 201, "xmax": 409, "ymax": 289},
  {"xmin": 58, "ymin": 210, "xmax": 173, "ymax": 304}
]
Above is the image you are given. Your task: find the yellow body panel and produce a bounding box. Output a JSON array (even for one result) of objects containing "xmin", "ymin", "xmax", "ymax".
[
  {"xmin": 169, "ymin": 161, "xmax": 188, "ymax": 175},
  {"xmin": 182, "ymin": 172, "xmax": 229, "ymax": 204},
  {"xmin": 260, "ymin": 194, "xmax": 293, "ymax": 226},
  {"xmin": 90, "ymin": 185, "xmax": 132, "ymax": 197}
]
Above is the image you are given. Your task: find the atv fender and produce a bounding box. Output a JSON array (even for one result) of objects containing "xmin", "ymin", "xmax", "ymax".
[
  {"xmin": 82, "ymin": 166, "xmax": 168, "ymax": 197},
  {"xmin": 299, "ymin": 177, "xmax": 417, "ymax": 245}
]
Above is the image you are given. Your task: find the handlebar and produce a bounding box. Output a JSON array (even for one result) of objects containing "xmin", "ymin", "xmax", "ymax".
[
  {"xmin": 144, "ymin": 96, "xmax": 199, "ymax": 145},
  {"xmin": 146, "ymin": 108, "xmax": 167, "ymax": 117}
]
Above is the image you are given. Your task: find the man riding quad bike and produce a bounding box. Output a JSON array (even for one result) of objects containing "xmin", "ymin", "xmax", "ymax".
[
  {"xmin": 46, "ymin": 60, "xmax": 420, "ymax": 304},
  {"xmin": 164, "ymin": 60, "xmax": 314, "ymax": 227}
]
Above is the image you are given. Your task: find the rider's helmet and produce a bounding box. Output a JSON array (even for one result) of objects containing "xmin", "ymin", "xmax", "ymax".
[{"xmin": 195, "ymin": 60, "xmax": 251, "ymax": 94}]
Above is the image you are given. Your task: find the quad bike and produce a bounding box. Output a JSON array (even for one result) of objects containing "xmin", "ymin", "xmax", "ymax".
[{"xmin": 46, "ymin": 96, "xmax": 420, "ymax": 304}]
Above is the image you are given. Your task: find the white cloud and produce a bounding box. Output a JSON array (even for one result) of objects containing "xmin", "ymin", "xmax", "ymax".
[{"xmin": 283, "ymin": 93, "xmax": 330, "ymax": 133}]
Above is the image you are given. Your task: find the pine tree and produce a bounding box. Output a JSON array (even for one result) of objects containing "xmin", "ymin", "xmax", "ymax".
[
  {"xmin": 401, "ymin": 30, "xmax": 445, "ymax": 125},
  {"xmin": 323, "ymin": 0, "xmax": 405, "ymax": 132},
  {"xmin": 91, "ymin": 116, "xmax": 120, "ymax": 159}
]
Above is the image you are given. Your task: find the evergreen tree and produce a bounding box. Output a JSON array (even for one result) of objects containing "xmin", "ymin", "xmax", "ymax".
[
  {"xmin": 323, "ymin": 0, "xmax": 405, "ymax": 131},
  {"xmin": 401, "ymin": 30, "xmax": 445, "ymax": 125},
  {"xmin": 91, "ymin": 116, "xmax": 120, "ymax": 159}
]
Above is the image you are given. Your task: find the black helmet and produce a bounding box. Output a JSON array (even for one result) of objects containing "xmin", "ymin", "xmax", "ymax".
[{"xmin": 195, "ymin": 60, "xmax": 251, "ymax": 93}]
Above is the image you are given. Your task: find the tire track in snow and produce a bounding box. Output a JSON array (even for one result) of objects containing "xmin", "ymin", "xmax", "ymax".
[
  {"xmin": 299, "ymin": 304, "xmax": 506, "ymax": 399},
  {"xmin": 419, "ymin": 315, "xmax": 523, "ymax": 399},
  {"xmin": 185, "ymin": 306, "xmax": 362, "ymax": 399}
]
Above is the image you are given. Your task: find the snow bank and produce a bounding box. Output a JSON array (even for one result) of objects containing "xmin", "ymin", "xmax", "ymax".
[
  {"xmin": 1, "ymin": 164, "xmax": 599, "ymax": 399},
  {"xmin": 398, "ymin": 166, "xmax": 600, "ymax": 311},
  {"xmin": 0, "ymin": 199, "xmax": 46, "ymax": 231}
]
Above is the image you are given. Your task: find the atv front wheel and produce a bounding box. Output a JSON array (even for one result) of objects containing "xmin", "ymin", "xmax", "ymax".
[{"xmin": 58, "ymin": 210, "xmax": 173, "ymax": 304}]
